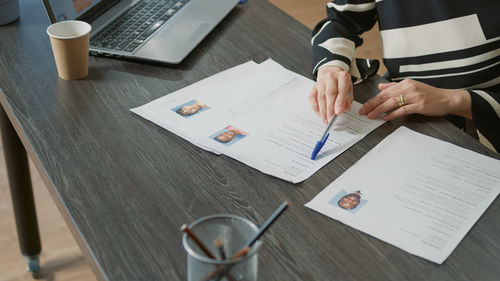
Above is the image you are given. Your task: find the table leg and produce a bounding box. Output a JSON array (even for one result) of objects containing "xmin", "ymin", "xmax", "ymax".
[{"xmin": 0, "ymin": 107, "xmax": 41, "ymax": 278}]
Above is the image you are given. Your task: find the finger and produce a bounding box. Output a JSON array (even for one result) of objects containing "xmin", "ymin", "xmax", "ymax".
[
  {"xmin": 335, "ymin": 73, "xmax": 350, "ymax": 115},
  {"xmin": 359, "ymin": 90, "xmax": 392, "ymax": 115},
  {"xmin": 366, "ymin": 96, "xmax": 400, "ymax": 119},
  {"xmin": 383, "ymin": 104, "xmax": 419, "ymax": 121},
  {"xmin": 367, "ymin": 92, "xmax": 414, "ymax": 119},
  {"xmin": 349, "ymin": 83, "xmax": 354, "ymax": 103},
  {"xmin": 360, "ymin": 82, "xmax": 403, "ymax": 115},
  {"xmin": 344, "ymin": 84, "xmax": 354, "ymax": 111},
  {"xmin": 345, "ymin": 99, "xmax": 352, "ymax": 111},
  {"xmin": 308, "ymin": 85, "xmax": 319, "ymax": 115},
  {"xmin": 325, "ymin": 79, "xmax": 338, "ymax": 121},
  {"xmin": 316, "ymin": 83, "xmax": 328, "ymax": 125},
  {"xmin": 378, "ymin": 82, "xmax": 397, "ymax": 90}
]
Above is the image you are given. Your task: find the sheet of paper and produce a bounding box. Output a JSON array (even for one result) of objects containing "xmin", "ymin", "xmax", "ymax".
[
  {"xmin": 131, "ymin": 59, "xmax": 298, "ymax": 153},
  {"xmin": 193, "ymin": 77, "xmax": 384, "ymax": 183},
  {"xmin": 132, "ymin": 60, "xmax": 385, "ymax": 182},
  {"xmin": 305, "ymin": 126, "xmax": 500, "ymax": 263},
  {"xmin": 131, "ymin": 60, "xmax": 260, "ymax": 154}
]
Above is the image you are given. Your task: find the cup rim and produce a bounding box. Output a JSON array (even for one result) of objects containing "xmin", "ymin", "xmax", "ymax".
[
  {"xmin": 182, "ymin": 214, "xmax": 262, "ymax": 265},
  {"xmin": 46, "ymin": 20, "xmax": 92, "ymax": 40}
]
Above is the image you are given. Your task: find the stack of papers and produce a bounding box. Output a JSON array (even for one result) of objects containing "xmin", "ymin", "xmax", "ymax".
[
  {"xmin": 306, "ymin": 127, "xmax": 500, "ymax": 263},
  {"xmin": 131, "ymin": 60, "xmax": 384, "ymax": 183}
]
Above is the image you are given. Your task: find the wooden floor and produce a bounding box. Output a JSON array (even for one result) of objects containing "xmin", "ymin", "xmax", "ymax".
[{"xmin": 0, "ymin": 1, "xmax": 383, "ymax": 280}]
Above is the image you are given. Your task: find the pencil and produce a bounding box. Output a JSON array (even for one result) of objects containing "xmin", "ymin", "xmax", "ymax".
[
  {"xmin": 181, "ymin": 224, "xmax": 216, "ymax": 259},
  {"xmin": 203, "ymin": 201, "xmax": 290, "ymax": 281},
  {"xmin": 244, "ymin": 201, "xmax": 289, "ymax": 248},
  {"xmin": 181, "ymin": 224, "xmax": 238, "ymax": 281},
  {"xmin": 201, "ymin": 247, "xmax": 250, "ymax": 281},
  {"xmin": 215, "ymin": 238, "xmax": 227, "ymax": 260}
]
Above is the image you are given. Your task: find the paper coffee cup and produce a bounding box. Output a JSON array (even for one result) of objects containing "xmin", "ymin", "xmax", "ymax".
[{"xmin": 47, "ymin": 20, "xmax": 91, "ymax": 80}]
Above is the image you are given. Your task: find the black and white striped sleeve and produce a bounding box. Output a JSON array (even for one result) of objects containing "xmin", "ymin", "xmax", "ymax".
[
  {"xmin": 311, "ymin": 0, "xmax": 378, "ymax": 82},
  {"xmin": 468, "ymin": 88, "xmax": 500, "ymax": 153}
]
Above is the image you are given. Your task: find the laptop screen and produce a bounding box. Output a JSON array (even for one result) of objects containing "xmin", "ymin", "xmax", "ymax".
[
  {"xmin": 47, "ymin": 0, "xmax": 103, "ymax": 22},
  {"xmin": 43, "ymin": 0, "xmax": 120, "ymax": 24}
]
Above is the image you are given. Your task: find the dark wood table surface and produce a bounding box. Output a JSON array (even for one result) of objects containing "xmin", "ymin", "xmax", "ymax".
[{"xmin": 1, "ymin": 0, "xmax": 500, "ymax": 280}]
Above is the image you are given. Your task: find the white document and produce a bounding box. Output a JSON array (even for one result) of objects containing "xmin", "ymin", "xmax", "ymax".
[
  {"xmin": 305, "ymin": 127, "xmax": 500, "ymax": 263},
  {"xmin": 131, "ymin": 60, "xmax": 385, "ymax": 183},
  {"xmin": 131, "ymin": 60, "xmax": 261, "ymax": 154},
  {"xmin": 131, "ymin": 60, "xmax": 298, "ymax": 153},
  {"xmin": 193, "ymin": 77, "xmax": 385, "ymax": 183}
]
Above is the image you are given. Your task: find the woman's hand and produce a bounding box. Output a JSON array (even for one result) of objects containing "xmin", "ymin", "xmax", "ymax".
[
  {"xmin": 359, "ymin": 79, "xmax": 472, "ymax": 121},
  {"xmin": 309, "ymin": 65, "xmax": 354, "ymax": 125}
]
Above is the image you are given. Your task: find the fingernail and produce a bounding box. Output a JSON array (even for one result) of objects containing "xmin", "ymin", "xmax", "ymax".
[{"xmin": 335, "ymin": 107, "xmax": 342, "ymax": 115}]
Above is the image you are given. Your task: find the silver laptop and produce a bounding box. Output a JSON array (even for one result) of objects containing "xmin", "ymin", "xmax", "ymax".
[{"xmin": 42, "ymin": 0, "xmax": 239, "ymax": 64}]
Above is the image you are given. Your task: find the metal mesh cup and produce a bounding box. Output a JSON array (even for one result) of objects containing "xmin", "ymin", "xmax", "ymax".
[{"xmin": 182, "ymin": 214, "xmax": 262, "ymax": 281}]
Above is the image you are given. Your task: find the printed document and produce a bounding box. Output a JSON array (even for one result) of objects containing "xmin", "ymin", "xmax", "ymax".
[
  {"xmin": 131, "ymin": 59, "xmax": 385, "ymax": 183},
  {"xmin": 305, "ymin": 127, "xmax": 500, "ymax": 263}
]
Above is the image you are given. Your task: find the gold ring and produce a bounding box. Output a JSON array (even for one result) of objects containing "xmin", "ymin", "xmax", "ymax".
[{"xmin": 397, "ymin": 95, "xmax": 405, "ymax": 107}]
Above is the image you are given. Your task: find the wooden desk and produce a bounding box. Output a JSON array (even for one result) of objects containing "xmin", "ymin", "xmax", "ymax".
[{"xmin": 1, "ymin": 0, "xmax": 499, "ymax": 280}]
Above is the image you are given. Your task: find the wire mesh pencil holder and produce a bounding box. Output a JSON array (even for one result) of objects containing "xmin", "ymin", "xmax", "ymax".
[{"xmin": 183, "ymin": 214, "xmax": 262, "ymax": 281}]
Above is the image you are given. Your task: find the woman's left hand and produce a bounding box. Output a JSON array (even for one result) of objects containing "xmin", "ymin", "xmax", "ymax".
[{"xmin": 358, "ymin": 78, "xmax": 472, "ymax": 121}]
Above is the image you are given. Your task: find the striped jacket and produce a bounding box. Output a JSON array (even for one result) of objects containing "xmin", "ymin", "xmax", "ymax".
[{"xmin": 312, "ymin": 0, "xmax": 500, "ymax": 152}]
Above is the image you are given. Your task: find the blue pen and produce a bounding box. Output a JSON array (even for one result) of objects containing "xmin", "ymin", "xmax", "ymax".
[
  {"xmin": 310, "ymin": 114, "xmax": 338, "ymax": 160},
  {"xmin": 311, "ymin": 92, "xmax": 351, "ymax": 160}
]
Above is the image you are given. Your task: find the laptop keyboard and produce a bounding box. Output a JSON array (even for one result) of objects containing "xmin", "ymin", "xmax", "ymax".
[{"xmin": 90, "ymin": 0, "xmax": 190, "ymax": 53}]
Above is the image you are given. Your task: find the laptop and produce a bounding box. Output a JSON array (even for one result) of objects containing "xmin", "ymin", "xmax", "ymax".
[{"xmin": 42, "ymin": 0, "xmax": 239, "ymax": 64}]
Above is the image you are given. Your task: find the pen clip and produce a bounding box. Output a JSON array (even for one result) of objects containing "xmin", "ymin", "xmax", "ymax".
[{"xmin": 310, "ymin": 133, "xmax": 329, "ymax": 160}]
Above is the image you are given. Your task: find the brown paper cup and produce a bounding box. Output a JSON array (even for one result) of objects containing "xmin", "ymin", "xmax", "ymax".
[{"xmin": 47, "ymin": 20, "xmax": 91, "ymax": 80}]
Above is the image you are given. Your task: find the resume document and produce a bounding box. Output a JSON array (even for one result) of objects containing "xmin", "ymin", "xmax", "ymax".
[
  {"xmin": 306, "ymin": 127, "xmax": 500, "ymax": 263},
  {"xmin": 131, "ymin": 60, "xmax": 384, "ymax": 183}
]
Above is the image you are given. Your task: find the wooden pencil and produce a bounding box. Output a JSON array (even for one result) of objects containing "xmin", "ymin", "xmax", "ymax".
[{"xmin": 203, "ymin": 201, "xmax": 290, "ymax": 281}]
